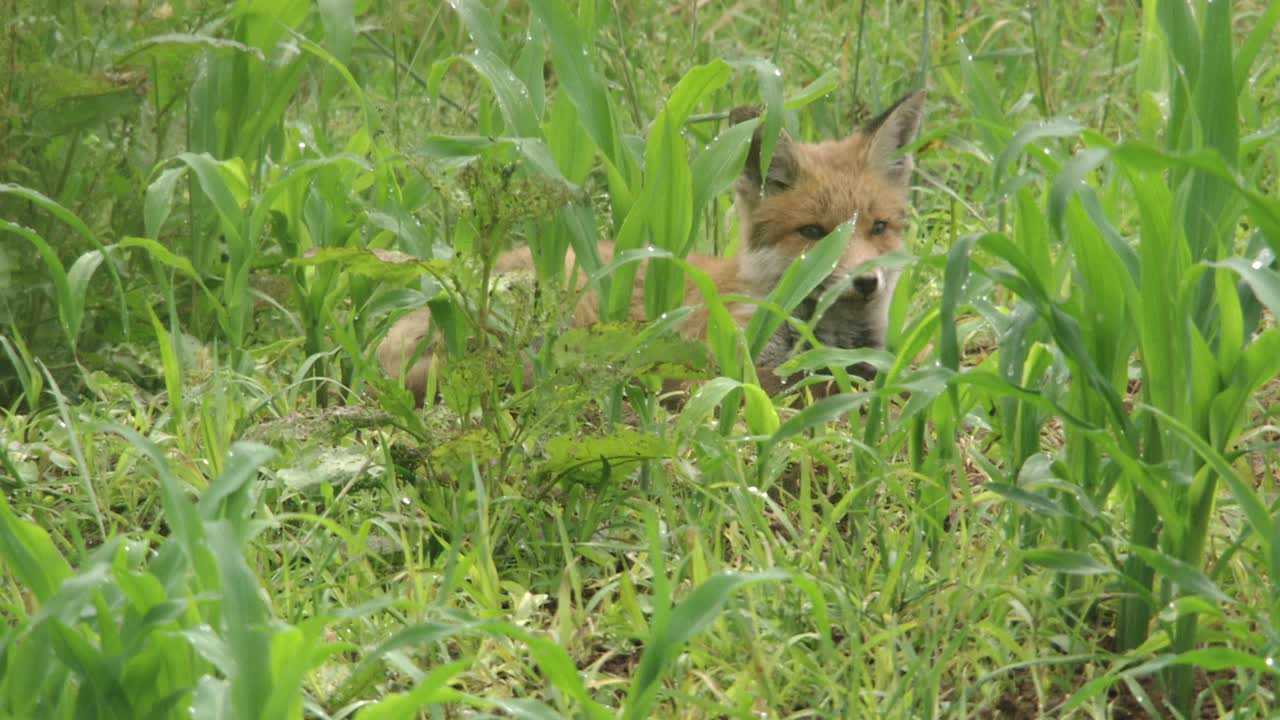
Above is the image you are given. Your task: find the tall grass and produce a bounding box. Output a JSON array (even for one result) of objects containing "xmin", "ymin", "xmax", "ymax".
[{"xmin": 0, "ymin": 0, "xmax": 1277, "ymax": 717}]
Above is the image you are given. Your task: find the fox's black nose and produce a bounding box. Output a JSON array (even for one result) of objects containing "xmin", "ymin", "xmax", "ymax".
[{"xmin": 853, "ymin": 274, "xmax": 879, "ymax": 296}]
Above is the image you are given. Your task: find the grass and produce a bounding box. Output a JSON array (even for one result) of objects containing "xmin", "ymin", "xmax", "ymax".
[{"xmin": 1, "ymin": 0, "xmax": 1279, "ymax": 718}]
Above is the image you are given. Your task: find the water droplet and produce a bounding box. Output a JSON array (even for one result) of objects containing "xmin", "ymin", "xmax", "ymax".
[
  {"xmin": 1267, "ymin": 656, "xmax": 1276, "ymax": 668},
  {"xmin": 800, "ymin": 253, "xmax": 807, "ymax": 261},
  {"xmin": 966, "ymin": 54, "xmax": 974, "ymax": 62},
  {"xmin": 772, "ymin": 68, "xmax": 782, "ymax": 77},
  {"xmin": 1251, "ymin": 260, "xmax": 1264, "ymax": 270},
  {"xmin": 297, "ymin": 142, "xmax": 306, "ymax": 152},
  {"xmin": 400, "ymin": 496, "xmax": 411, "ymax": 506},
  {"xmin": 647, "ymin": 244, "xmax": 656, "ymax": 252}
]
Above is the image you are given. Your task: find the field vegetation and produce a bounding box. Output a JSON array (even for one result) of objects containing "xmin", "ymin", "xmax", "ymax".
[{"xmin": 1, "ymin": 0, "xmax": 1278, "ymax": 717}]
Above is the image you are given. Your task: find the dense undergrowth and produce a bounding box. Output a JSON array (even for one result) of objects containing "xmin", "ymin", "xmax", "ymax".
[{"xmin": 1, "ymin": 0, "xmax": 1279, "ymax": 718}]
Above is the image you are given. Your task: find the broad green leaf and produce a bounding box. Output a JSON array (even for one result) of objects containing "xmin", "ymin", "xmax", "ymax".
[
  {"xmin": 767, "ymin": 394, "xmax": 866, "ymax": 451},
  {"xmin": 514, "ymin": 16, "xmax": 546, "ymax": 118},
  {"xmin": 939, "ymin": 233, "xmax": 979, "ymax": 371},
  {"xmin": 528, "ymin": 0, "xmax": 632, "ymax": 181},
  {"xmin": 1211, "ymin": 256, "xmax": 1280, "ymax": 321},
  {"xmin": 1128, "ymin": 546, "xmax": 1231, "ymax": 605},
  {"xmin": 197, "ymin": 442, "xmax": 277, "ymax": 526},
  {"xmin": 118, "ymin": 237, "xmax": 204, "ymax": 287},
  {"xmin": 1048, "ymin": 147, "xmax": 1108, "ymax": 233},
  {"xmin": 147, "ymin": 307, "xmax": 186, "ymax": 436},
  {"xmin": 638, "ymin": 61, "xmax": 732, "ymax": 318},
  {"xmin": 176, "ymin": 152, "xmax": 245, "ymax": 246},
  {"xmin": 0, "ymin": 495, "xmax": 72, "ymax": 603},
  {"xmin": 520, "ymin": 635, "xmax": 612, "ymax": 720},
  {"xmin": 463, "ymin": 49, "xmax": 542, "ymax": 137},
  {"xmin": 686, "ymin": 118, "xmax": 758, "ymax": 253},
  {"xmin": 66, "ymin": 250, "xmax": 105, "ymax": 330},
  {"xmin": 785, "ymin": 69, "xmax": 838, "ymax": 109},
  {"xmin": 1142, "ymin": 403, "xmax": 1272, "ymax": 547},
  {"xmin": 677, "ymin": 377, "xmax": 745, "ymax": 436},
  {"xmin": 994, "ymin": 118, "xmax": 1083, "ymax": 197},
  {"xmin": 49, "ymin": 619, "xmax": 133, "ymax": 716},
  {"xmin": 775, "ymin": 347, "xmax": 895, "ymax": 376},
  {"xmin": 1172, "ymin": 648, "xmax": 1272, "ymax": 674},
  {"xmin": 207, "ymin": 521, "xmax": 273, "ymax": 720},
  {"xmin": 447, "ymin": 0, "xmax": 504, "ymax": 58},
  {"xmin": 986, "ymin": 484, "xmax": 1068, "ymax": 518},
  {"xmin": 741, "ymin": 384, "xmax": 779, "ymax": 436},
  {"xmin": 144, "ymin": 166, "xmax": 187, "ymax": 240}
]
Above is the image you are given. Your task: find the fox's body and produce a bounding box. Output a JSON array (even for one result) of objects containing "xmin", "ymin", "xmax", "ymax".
[{"xmin": 378, "ymin": 91, "xmax": 925, "ymax": 402}]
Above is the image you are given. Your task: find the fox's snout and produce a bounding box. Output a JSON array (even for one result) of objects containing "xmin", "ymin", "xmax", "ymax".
[
  {"xmin": 851, "ymin": 271, "xmax": 881, "ymax": 297},
  {"xmin": 822, "ymin": 265, "xmax": 887, "ymax": 300}
]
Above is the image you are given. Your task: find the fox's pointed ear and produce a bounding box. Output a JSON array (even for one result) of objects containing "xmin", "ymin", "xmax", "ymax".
[
  {"xmin": 864, "ymin": 89, "xmax": 925, "ymax": 184},
  {"xmin": 733, "ymin": 106, "xmax": 797, "ymax": 196}
]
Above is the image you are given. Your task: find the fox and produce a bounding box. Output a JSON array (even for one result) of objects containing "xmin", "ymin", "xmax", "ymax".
[{"xmin": 378, "ymin": 89, "xmax": 925, "ymax": 404}]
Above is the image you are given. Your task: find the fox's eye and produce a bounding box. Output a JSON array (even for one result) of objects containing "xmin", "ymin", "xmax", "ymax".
[
  {"xmin": 797, "ymin": 224, "xmax": 827, "ymax": 240},
  {"xmin": 870, "ymin": 220, "xmax": 889, "ymax": 236}
]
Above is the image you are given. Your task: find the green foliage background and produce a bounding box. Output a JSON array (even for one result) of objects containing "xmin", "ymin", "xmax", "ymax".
[{"xmin": 0, "ymin": 0, "xmax": 1278, "ymax": 718}]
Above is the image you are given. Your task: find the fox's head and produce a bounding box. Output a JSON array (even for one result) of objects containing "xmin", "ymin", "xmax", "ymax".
[{"xmin": 731, "ymin": 90, "xmax": 925, "ymax": 353}]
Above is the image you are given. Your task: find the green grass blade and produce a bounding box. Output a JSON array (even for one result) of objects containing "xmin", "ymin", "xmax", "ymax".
[
  {"xmin": 622, "ymin": 569, "xmax": 790, "ymax": 720},
  {"xmin": 732, "ymin": 58, "xmax": 785, "ymax": 184},
  {"xmin": 745, "ymin": 220, "xmax": 850, "ymax": 358},
  {"xmin": 355, "ymin": 659, "xmax": 472, "ymax": 719},
  {"xmin": 1234, "ymin": 2, "xmax": 1280, "ymax": 95},
  {"xmin": 317, "ymin": 0, "xmax": 355, "ymax": 66}
]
